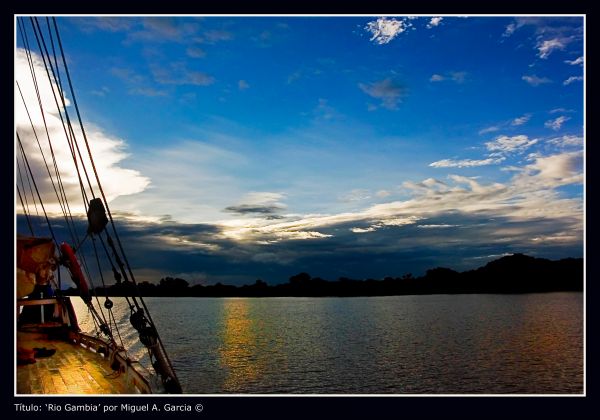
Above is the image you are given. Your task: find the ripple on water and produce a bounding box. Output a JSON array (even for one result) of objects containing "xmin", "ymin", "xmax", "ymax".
[{"xmin": 71, "ymin": 293, "xmax": 583, "ymax": 394}]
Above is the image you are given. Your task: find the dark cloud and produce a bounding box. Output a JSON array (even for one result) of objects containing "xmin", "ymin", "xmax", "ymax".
[
  {"xmin": 358, "ymin": 78, "xmax": 408, "ymax": 110},
  {"xmin": 223, "ymin": 204, "xmax": 285, "ymax": 215},
  {"xmin": 18, "ymin": 205, "xmax": 582, "ymax": 288}
]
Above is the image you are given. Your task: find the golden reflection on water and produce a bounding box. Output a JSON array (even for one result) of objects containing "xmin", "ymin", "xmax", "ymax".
[{"xmin": 218, "ymin": 299, "xmax": 265, "ymax": 391}]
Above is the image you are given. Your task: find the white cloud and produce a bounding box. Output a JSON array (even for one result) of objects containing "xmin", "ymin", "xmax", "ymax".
[
  {"xmin": 511, "ymin": 114, "xmax": 531, "ymax": 126},
  {"xmin": 450, "ymin": 71, "xmax": 467, "ymax": 83},
  {"xmin": 350, "ymin": 215, "xmax": 423, "ymax": 234},
  {"xmin": 522, "ymin": 75, "xmax": 552, "ymax": 86},
  {"xmin": 380, "ymin": 216, "xmax": 422, "ymax": 227},
  {"xmin": 351, "ymin": 226, "xmax": 376, "ymax": 233},
  {"xmin": 549, "ymin": 107, "xmax": 574, "ymax": 114},
  {"xmin": 500, "ymin": 166, "xmax": 523, "ymax": 172},
  {"xmin": 478, "ymin": 126, "xmax": 500, "ymax": 135},
  {"xmin": 395, "ymin": 171, "xmax": 580, "ymax": 224},
  {"xmin": 15, "ymin": 49, "xmax": 150, "ymax": 216},
  {"xmin": 537, "ymin": 37, "xmax": 568, "ymax": 59},
  {"xmin": 468, "ymin": 253, "xmax": 514, "ymax": 260},
  {"xmin": 220, "ymin": 156, "xmax": 574, "ymax": 250},
  {"xmin": 430, "ymin": 71, "xmax": 467, "ymax": 83},
  {"xmin": 240, "ymin": 192, "xmax": 285, "ymax": 206},
  {"xmin": 340, "ymin": 189, "xmax": 371, "ymax": 202},
  {"xmin": 429, "ymin": 157, "xmax": 505, "ymax": 168},
  {"xmin": 364, "ymin": 17, "xmax": 408, "ymax": 45},
  {"xmin": 503, "ymin": 23, "xmax": 516, "ymax": 37},
  {"xmin": 121, "ymin": 149, "xmax": 582, "ymax": 253},
  {"xmin": 531, "ymin": 234, "xmax": 579, "ymax": 243},
  {"xmin": 91, "ymin": 86, "xmax": 110, "ymax": 97},
  {"xmin": 427, "ymin": 17, "xmax": 443, "ymax": 29},
  {"xmin": 376, "ymin": 190, "xmax": 391, "ymax": 198},
  {"xmin": 514, "ymin": 151, "xmax": 583, "ymax": 189},
  {"xmin": 563, "ymin": 76, "xmax": 583, "ymax": 86},
  {"xmin": 485, "ymin": 135, "xmax": 538, "ymax": 154},
  {"xmin": 545, "ymin": 116, "xmax": 570, "ymax": 131},
  {"xmin": 548, "ymin": 135, "xmax": 583, "ymax": 148},
  {"xmin": 565, "ymin": 56, "xmax": 584, "ymax": 66}
]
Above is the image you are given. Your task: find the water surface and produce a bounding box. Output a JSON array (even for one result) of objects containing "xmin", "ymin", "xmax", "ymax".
[{"xmin": 73, "ymin": 293, "xmax": 583, "ymax": 394}]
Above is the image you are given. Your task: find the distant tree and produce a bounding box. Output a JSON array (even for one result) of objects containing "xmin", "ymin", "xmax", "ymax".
[
  {"xmin": 289, "ymin": 272, "xmax": 311, "ymax": 285},
  {"xmin": 253, "ymin": 279, "xmax": 268, "ymax": 288},
  {"xmin": 158, "ymin": 277, "xmax": 189, "ymax": 295},
  {"xmin": 138, "ymin": 281, "xmax": 157, "ymax": 296},
  {"xmin": 424, "ymin": 267, "xmax": 459, "ymax": 280}
]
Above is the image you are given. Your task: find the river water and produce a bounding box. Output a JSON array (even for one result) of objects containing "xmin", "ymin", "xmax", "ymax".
[{"xmin": 72, "ymin": 293, "xmax": 583, "ymax": 394}]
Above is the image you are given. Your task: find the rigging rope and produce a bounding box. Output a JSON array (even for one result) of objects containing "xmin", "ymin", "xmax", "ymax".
[
  {"xmin": 16, "ymin": 81, "xmax": 76, "ymax": 240},
  {"xmin": 16, "ymin": 185, "xmax": 35, "ymax": 236},
  {"xmin": 16, "ymin": 106, "xmax": 41, "ymax": 221},
  {"xmin": 90, "ymin": 236, "xmax": 115, "ymax": 335},
  {"xmin": 98, "ymin": 234, "xmax": 136, "ymax": 311},
  {"xmin": 21, "ymin": 31, "xmax": 79, "ymax": 245},
  {"xmin": 16, "ymin": 133, "xmax": 59, "ymax": 248},
  {"xmin": 17, "ymin": 18, "xmax": 82, "ymax": 247},
  {"xmin": 16, "ymin": 159, "xmax": 35, "ymax": 235},
  {"xmin": 23, "ymin": 17, "xmax": 93, "ymax": 213}
]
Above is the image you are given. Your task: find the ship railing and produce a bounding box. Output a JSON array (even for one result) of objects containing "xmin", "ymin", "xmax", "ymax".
[{"xmin": 16, "ymin": 297, "xmax": 154, "ymax": 394}]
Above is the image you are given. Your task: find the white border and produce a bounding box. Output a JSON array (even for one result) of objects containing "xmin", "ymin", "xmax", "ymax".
[{"xmin": 14, "ymin": 13, "xmax": 586, "ymax": 398}]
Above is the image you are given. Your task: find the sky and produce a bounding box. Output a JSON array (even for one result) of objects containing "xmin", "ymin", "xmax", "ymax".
[{"xmin": 15, "ymin": 15, "xmax": 584, "ymax": 286}]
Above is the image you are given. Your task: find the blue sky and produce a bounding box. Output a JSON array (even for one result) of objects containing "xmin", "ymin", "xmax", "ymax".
[{"xmin": 16, "ymin": 16, "xmax": 584, "ymax": 285}]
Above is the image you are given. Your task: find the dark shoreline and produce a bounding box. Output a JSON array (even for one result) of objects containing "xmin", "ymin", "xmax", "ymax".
[{"xmin": 62, "ymin": 253, "xmax": 583, "ymax": 299}]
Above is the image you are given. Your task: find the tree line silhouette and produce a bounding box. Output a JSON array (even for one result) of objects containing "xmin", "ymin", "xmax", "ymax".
[{"xmin": 62, "ymin": 253, "xmax": 583, "ymax": 298}]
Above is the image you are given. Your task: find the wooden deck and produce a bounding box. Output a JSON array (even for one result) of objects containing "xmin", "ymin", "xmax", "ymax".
[{"xmin": 17, "ymin": 332, "xmax": 130, "ymax": 395}]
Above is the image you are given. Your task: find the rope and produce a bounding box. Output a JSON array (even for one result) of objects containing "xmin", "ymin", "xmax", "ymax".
[
  {"xmin": 16, "ymin": 159, "xmax": 35, "ymax": 235},
  {"xmin": 108, "ymin": 307, "xmax": 127, "ymax": 356},
  {"xmin": 90, "ymin": 236, "xmax": 114, "ymax": 333},
  {"xmin": 16, "ymin": 133, "xmax": 59, "ymax": 248},
  {"xmin": 45, "ymin": 16, "xmax": 64, "ymax": 96},
  {"xmin": 16, "ymin": 185, "xmax": 35, "ymax": 236},
  {"xmin": 22, "ymin": 27, "xmax": 79, "ymax": 245},
  {"xmin": 17, "ymin": 18, "xmax": 81, "ymax": 247},
  {"xmin": 30, "ymin": 18, "xmax": 96, "ymax": 205},
  {"xmin": 23, "ymin": 17, "xmax": 92, "ymax": 212},
  {"xmin": 16, "ymin": 107, "xmax": 41, "ymax": 220},
  {"xmin": 16, "ymin": 81, "xmax": 74, "ymax": 238},
  {"xmin": 98, "ymin": 234, "xmax": 136, "ymax": 311}
]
